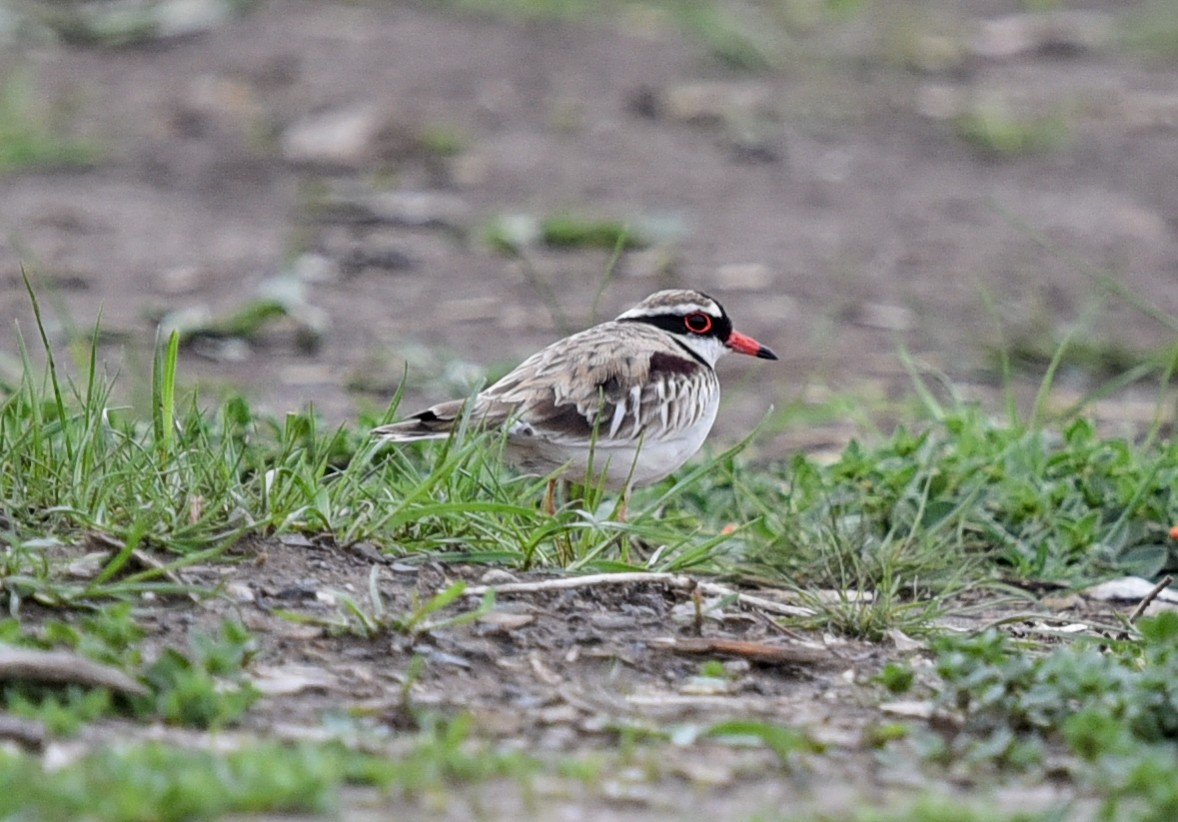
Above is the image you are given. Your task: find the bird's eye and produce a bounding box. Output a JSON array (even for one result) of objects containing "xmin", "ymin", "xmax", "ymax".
[{"xmin": 684, "ymin": 312, "xmax": 712, "ymax": 334}]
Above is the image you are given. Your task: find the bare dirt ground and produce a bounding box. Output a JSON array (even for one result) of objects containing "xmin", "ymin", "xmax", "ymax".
[
  {"xmin": 43, "ymin": 532, "xmax": 1143, "ymax": 819},
  {"xmin": 2, "ymin": 0, "xmax": 1178, "ymax": 817}
]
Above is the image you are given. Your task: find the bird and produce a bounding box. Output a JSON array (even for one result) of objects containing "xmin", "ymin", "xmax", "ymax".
[{"xmin": 372, "ymin": 289, "xmax": 777, "ymax": 511}]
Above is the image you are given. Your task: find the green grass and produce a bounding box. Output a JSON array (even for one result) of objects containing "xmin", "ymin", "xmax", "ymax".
[
  {"xmin": 0, "ymin": 72, "xmax": 102, "ymax": 173},
  {"xmin": 953, "ymin": 99, "xmax": 1071, "ymax": 158},
  {"xmin": 1121, "ymin": 0, "xmax": 1178, "ymax": 60},
  {"xmin": 899, "ymin": 614, "xmax": 1178, "ymax": 821},
  {"xmin": 0, "ymin": 718, "xmax": 536, "ymax": 821},
  {"xmin": 0, "ymin": 604, "xmax": 257, "ymax": 733},
  {"xmin": 4, "ymin": 280, "xmax": 1177, "ymax": 613},
  {"xmin": 989, "ymin": 332, "xmax": 1178, "ymax": 386}
]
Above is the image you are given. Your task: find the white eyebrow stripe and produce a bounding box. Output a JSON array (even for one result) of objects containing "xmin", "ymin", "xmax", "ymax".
[{"xmin": 616, "ymin": 301, "xmax": 717, "ymax": 320}]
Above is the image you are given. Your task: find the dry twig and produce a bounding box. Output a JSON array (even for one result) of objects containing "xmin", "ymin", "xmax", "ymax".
[
  {"xmin": 0, "ymin": 645, "xmax": 148, "ymax": 697},
  {"xmin": 1129, "ymin": 574, "xmax": 1174, "ymax": 624},
  {"xmin": 462, "ymin": 572, "xmax": 814, "ymax": 617}
]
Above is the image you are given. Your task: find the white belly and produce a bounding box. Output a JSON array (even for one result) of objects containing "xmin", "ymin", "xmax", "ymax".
[{"xmin": 504, "ymin": 395, "xmax": 719, "ymax": 490}]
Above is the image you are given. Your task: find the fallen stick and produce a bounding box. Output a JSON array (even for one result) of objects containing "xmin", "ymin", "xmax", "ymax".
[
  {"xmin": 0, "ymin": 645, "xmax": 148, "ymax": 697},
  {"xmin": 1129, "ymin": 574, "xmax": 1174, "ymax": 624},
  {"xmin": 462, "ymin": 572, "xmax": 814, "ymax": 617}
]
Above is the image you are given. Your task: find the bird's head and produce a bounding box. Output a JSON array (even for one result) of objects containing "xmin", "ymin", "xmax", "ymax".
[{"xmin": 615, "ymin": 289, "xmax": 778, "ymax": 367}]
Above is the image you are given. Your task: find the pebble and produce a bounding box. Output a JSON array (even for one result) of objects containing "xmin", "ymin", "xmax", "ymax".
[
  {"xmin": 281, "ymin": 104, "xmax": 388, "ymax": 168},
  {"xmin": 479, "ymin": 568, "xmax": 519, "ymax": 585},
  {"xmin": 288, "ymin": 252, "xmax": 340, "ymax": 285},
  {"xmin": 659, "ymin": 81, "xmax": 775, "ymax": 125},
  {"xmin": 225, "ymin": 581, "xmax": 254, "ymax": 603},
  {"xmin": 15, "ymin": 0, "xmax": 243, "ymax": 46},
  {"xmin": 970, "ymin": 11, "xmax": 1114, "ymax": 61}
]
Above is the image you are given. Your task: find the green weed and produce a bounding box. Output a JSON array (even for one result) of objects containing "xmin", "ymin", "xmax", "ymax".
[
  {"xmin": 703, "ymin": 719, "xmax": 824, "ymax": 763},
  {"xmin": 6, "ymin": 272, "xmax": 1178, "ymax": 653},
  {"xmin": 1, "ymin": 286, "xmax": 766, "ymax": 617},
  {"xmin": 925, "ymin": 614, "xmax": 1178, "ymax": 820},
  {"xmin": 1, "ymin": 608, "xmax": 258, "ymax": 732},
  {"xmin": 954, "ymin": 99, "xmax": 1070, "ymax": 158},
  {"xmin": 0, "ymin": 742, "xmax": 341, "ymax": 820},
  {"xmin": 137, "ymin": 619, "xmax": 258, "ymax": 728},
  {"xmin": 0, "ymin": 72, "xmax": 102, "ymax": 172},
  {"xmin": 1121, "ymin": 0, "xmax": 1178, "ymax": 60},
  {"xmin": 736, "ymin": 410, "xmax": 1177, "ymax": 589},
  {"xmin": 0, "ymin": 709, "xmax": 538, "ymax": 820},
  {"xmin": 937, "ymin": 615, "xmax": 1178, "ymax": 752}
]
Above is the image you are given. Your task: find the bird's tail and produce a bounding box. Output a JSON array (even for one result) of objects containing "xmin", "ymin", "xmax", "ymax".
[{"xmin": 371, "ymin": 399, "xmax": 465, "ymax": 442}]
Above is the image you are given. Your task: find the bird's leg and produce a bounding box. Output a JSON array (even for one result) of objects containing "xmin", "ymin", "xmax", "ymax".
[{"xmin": 543, "ymin": 479, "xmax": 558, "ymax": 516}]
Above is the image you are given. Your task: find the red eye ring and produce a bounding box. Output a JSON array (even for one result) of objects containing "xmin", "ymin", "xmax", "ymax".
[{"xmin": 684, "ymin": 312, "xmax": 712, "ymax": 334}]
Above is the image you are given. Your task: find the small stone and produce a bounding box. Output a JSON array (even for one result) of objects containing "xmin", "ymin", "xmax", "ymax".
[
  {"xmin": 225, "ymin": 581, "xmax": 254, "ymax": 603},
  {"xmin": 662, "ymin": 82, "xmax": 773, "ymax": 125},
  {"xmin": 479, "ymin": 568, "xmax": 519, "ymax": 585},
  {"xmin": 722, "ymin": 659, "xmax": 751, "ymax": 676},
  {"xmin": 280, "ymin": 363, "xmax": 335, "ymax": 386},
  {"xmin": 155, "ymin": 0, "xmax": 240, "ymax": 40},
  {"xmin": 537, "ymin": 704, "xmax": 580, "ymax": 725},
  {"xmin": 679, "ymin": 675, "xmax": 732, "ymax": 695},
  {"xmin": 1082, "ymin": 577, "xmax": 1178, "ymax": 604},
  {"xmin": 477, "ymin": 612, "xmax": 535, "ymax": 632},
  {"xmin": 288, "ymin": 252, "xmax": 340, "ymax": 285},
  {"xmin": 971, "ymin": 11, "xmax": 1113, "ymax": 61},
  {"xmin": 66, "ymin": 551, "xmax": 110, "ymax": 579},
  {"xmin": 365, "ymin": 190, "xmax": 468, "ymax": 228},
  {"xmin": 251, "ymin": 664, "xmax": 338, "ymax": 696},
  {"xmin": 282, "ymin": 105, "xmax": 387, "ymax": 168},
  {"xmin": 486, "ymin": 213, "xmax": 541, "ymax": 253}
]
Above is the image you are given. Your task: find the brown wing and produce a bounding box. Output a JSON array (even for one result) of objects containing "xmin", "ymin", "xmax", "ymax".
[
  {"xmin": 476, "ymin": 322, "xmax": 715, "ymax": 447},
  {"xmin": 373, "ymin": 322, "xmax": 714, "ymax": 445}
]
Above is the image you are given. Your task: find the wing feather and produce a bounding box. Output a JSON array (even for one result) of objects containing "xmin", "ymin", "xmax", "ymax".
[{"xmin": 374, "ymin": 321, "xmax": 717, "ymax": 447}]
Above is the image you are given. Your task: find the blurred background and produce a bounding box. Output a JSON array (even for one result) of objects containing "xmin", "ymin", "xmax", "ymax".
[{"xmin": 1, "ymin": 0, "xmax": 1176, "ymax": 456}]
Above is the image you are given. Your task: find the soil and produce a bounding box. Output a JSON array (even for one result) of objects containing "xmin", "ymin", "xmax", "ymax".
[
  {"xmin": 2, "ymin": 0, "xmax": 1177, "ymax": 816},
  {"xmin": 41, "ymin": 534, "xmax": 1141, "ymax": 819}
]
